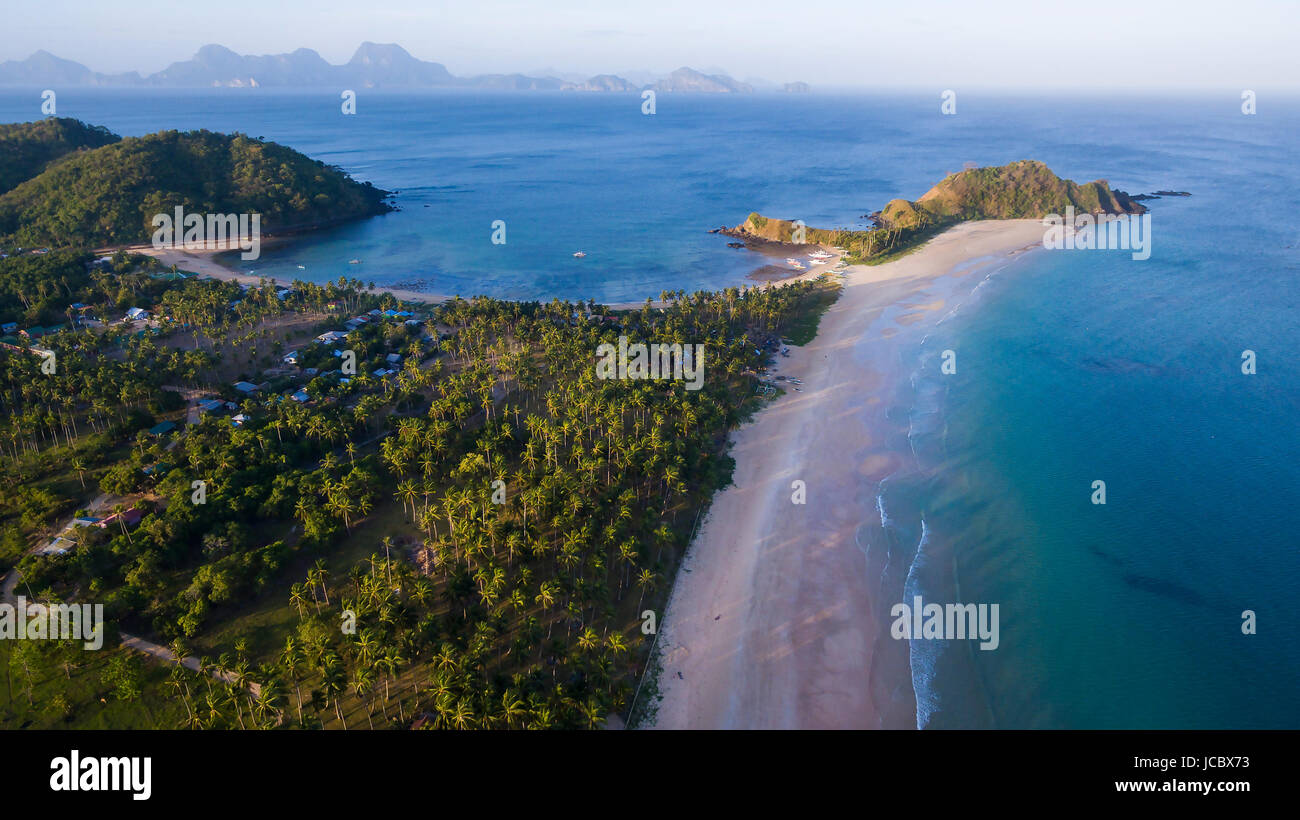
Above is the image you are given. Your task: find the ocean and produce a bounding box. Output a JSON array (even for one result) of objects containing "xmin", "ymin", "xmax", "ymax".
[{"xmin": 3, "ymin": 87, "xmax": 1297, "ymax": 728}]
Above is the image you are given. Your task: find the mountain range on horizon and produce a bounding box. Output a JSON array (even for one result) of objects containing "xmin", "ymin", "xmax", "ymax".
[{"xmin": 0, "ymin": 43, "xmax": 805, "ymax": 93}]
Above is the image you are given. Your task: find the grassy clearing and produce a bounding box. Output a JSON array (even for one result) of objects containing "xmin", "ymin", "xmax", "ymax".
[{"xmin": 0, "ymin": 640, "xmax": 185, "ymax": 729}]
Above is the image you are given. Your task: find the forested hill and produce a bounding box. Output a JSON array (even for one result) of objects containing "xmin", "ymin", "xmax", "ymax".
[
  {"xmin": 0, "ymin": 124, "xmax": 394, "ymax": 248},
  {"xmin": 0, "ymin": 118, "xmax": 120, "ymax": 195},
  {"xmin": 728, "ymin": 160, "xmax": 1147, "ymax": 262}
]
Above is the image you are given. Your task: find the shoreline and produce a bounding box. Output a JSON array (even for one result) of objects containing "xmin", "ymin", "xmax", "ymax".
[
  {"xmin": 117, "ymin": 242, "xmax": 451, "ymax": 305},
  {"xmin": 119, "ymin": 240, "xmax": 844, "ymax": 312},
  {"xmin": 646, "ymin": 219, "xmax": 1047, "ymax": 729}
]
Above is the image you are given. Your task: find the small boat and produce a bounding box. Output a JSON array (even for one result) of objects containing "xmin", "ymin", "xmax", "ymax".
[
  {"xmin": 809, "ymin": 250, "xmax": 834, "ymax": 260},
  {"xmin": 349, "ymin": 259, "xmax": 362, "ymax": 264},
  {"xmin": 296, "ymin": 265, "xmax": 306, "ymax": 269},
  {"xmin": 573, "ymin": 251, "xmax": 587, "ymax": 258}
]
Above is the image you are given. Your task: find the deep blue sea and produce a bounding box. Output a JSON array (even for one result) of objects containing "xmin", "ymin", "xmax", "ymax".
[{"xmin": 2, "ymin": 88, "xmax": 1297, "ymax": 728}]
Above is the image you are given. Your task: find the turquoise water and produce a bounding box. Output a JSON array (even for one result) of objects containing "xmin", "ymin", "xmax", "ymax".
[
  {"xmin": 893, "ymin": 128, "xmax": 1300, "ymax": 727},
  {"xmin": 2, "ymin": 89, "xmax": 1297, "ymax": 727}
]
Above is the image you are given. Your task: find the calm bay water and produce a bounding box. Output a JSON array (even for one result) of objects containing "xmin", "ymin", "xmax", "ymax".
[{"xmin": 2, "ymin": 88, "xmax": 1297, "ymax": 727}]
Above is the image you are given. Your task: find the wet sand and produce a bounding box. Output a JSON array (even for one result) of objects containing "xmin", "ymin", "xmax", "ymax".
[{"xmin": 648, "ymin": 220, "xmax": 1047, "ymax": 729}]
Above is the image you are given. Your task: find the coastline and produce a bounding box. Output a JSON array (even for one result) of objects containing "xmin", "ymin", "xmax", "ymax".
[
  {"xmin": 646, "ymin": 219, "xmax": 1047, "ymax": 729},
  {"xmin": 606, "ymin": 245, "xmax": 844, "ymax": 310},
  {"xmin": 119, "ymin": 242, "xmax": 450, "ymax": 305},
  {"xmin": 127, "ymin": 239, "xmax": 845, "ymax": 312}
]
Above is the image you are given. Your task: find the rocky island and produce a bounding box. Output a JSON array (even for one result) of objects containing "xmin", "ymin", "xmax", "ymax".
[{"xmin": 723, "ymin": 160, "xmax": 1148, "ymax": 263}]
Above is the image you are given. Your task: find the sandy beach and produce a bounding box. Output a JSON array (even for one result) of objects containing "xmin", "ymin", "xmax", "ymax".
[
  {"xmin": 126, "ymin": 238, "xmax": 842, "ymax": 313},
  {"xmin": 605, "ymin": 246, "xmax": 844, "ymax": 311},
  {"xmin": 119, "ymin": 242, "xmax": 449, "ymax": 305},
  {"xmin": 647, "ymin": 219, "xmax": 1047, "ymax": 729}
]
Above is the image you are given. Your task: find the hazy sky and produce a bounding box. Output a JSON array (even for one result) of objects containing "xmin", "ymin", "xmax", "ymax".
[{"xmin": 3, "ymin": 0, "xmax": 1298, "ymax": 89}]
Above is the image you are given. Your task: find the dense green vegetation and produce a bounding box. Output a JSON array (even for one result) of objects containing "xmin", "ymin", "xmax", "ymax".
[
  {"xmin": 1, "ymin": 243, "xmax": 838, "ymax": 728},
  {"xmin": 733, "ymin": 160, "xmax": 1147, "ymax": 263},
  {"xmin": 0, "ymin": 248, "xmax": 149, "ymax": 327},
  {"xmin": 0, "ymin": 124, "xmax": 393, "ymax": 248},
  {"xmin": 0, "ymin": 118, "xmax": 843, "ymax": 729},
  {"xmin": 0, "ymin": 118, "xmax": 119, "ymax": 196}
]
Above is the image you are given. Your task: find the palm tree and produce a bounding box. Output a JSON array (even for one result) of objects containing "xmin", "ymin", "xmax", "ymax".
[
  {"xmin": 254, "ymin": 678, "xmax": 285, "ymax": 728},
  {"xmin": 636, "ymin": 569, "xmax": 658, "ymax": 611},
  {"xmin": 351, "ymin": 667, "xmax": 377, "ymax": 729},
  {"xmin": 380, "ymin": 536, "xmax": 394, "ymax": 587},
  {"xmin": 321, "ymin": 656, "xmax": 348, "ymax": 729},
  {"xmin": 280, "ymin": 638, "xmax": 306, "ymax": 724},
  {"xmin": 579, "ymin": 697, "xmax": 605, "ymax": 730}
]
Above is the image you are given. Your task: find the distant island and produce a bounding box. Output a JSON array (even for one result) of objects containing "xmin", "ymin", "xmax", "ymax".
[
  {"xmin": 723, "ymin": 160, "xmax": 1147, "ymax": 263},
  {"xmin": 0, "ymin": 118, "xmax": 392, "ymax": 248},
  {"xmin": 0, "ymin": 44, "xmax": 792, "ymax": 93}
]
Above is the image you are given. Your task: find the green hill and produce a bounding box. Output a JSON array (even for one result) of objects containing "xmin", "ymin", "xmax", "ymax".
[
  {"xmin": 0, "ymin": 125, "xmax": 393, "ymax": 248},
  {"xmin": 0, "ymin": 117, "xmax": 120, "ymax": 195},
  {"xmin": 913, "ymin": 160, "xmax": 1146, "ymax": 220},
  {"xmin": 728, "ymin": 160, "xmax": 1146, "ymax": 263}
]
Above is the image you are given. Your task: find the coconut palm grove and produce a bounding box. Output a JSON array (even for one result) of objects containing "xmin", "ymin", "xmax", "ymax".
[{"xmin": 0, "ymin": 223, "xmax": 835, "ymax": 728}]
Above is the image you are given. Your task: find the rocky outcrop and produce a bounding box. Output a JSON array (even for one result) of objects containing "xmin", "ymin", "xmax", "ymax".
[{"xmin": 727, "ymin": 160, "xmax": 1151, "ymax": 263}]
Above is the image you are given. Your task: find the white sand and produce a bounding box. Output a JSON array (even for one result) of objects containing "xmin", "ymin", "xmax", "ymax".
[
  {"xmin": 121, "ymin": 242, "xmax": 448, "ymax": 305},
  {"xmin": 648, "ymin": 220, "xmax": 1047, "ymax": 729}
]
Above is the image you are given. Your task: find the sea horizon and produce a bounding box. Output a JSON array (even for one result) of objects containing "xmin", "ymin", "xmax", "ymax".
[{"xmin": 2, "ymin": 87, "xmax": 1298, "ymax": 730}]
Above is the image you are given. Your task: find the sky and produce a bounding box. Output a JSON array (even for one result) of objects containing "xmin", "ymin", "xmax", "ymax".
[{"xmin": 2, "ymin": 0, "xmax": 1298, "ymax": 90}]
